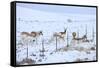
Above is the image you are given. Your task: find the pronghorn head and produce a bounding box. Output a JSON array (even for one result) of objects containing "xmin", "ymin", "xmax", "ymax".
[{"xmin": 39, "ymin": 31, "xmax": 43, "ymax": 35}]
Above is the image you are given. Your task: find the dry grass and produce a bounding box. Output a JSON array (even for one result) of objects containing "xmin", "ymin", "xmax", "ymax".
[
  {"xmin": 90, "ymin": 47, "xmax": 96, "ymax": 50},
  {"xmin": 84, "ymin": 58, "xmax": 89, "ymax": 61},
  {"xmin": 56, "ymin": 46, "xmax": 69, "ymax": 52},
  {"xmin": 16, "ymin": 58, "xmax": 36, "ymax": 65},
  {"xmin": 74, "ymin": 58, "xmax": 82, "ymax": 62}
]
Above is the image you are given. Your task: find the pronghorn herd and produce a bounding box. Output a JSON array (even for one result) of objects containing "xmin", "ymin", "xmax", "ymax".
[
  {"xmin": 17, "ymin": 28, "xmax": 96, "ymax": 64},
  {"xmin": 19, "ymin": 28, "xmax": 94, "ymax": 47}
]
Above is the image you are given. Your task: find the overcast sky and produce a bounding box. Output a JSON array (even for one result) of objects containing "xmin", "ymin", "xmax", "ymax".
[{"xmin": 16, "ymin": 3, "xmax": 96, "ymax": 15}]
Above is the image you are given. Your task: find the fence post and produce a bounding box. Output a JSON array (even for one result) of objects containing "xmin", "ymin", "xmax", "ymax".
[
  {"xmin": 92, "ymin": 27, "xmax": 94, "ymax": 42},
  {"xmin": 26, "ymin": 43, "xmax": 28, "ymax": 59},
  {"xmin": 56, "ymin": 36, "xmax": 57, "ymax": 51},
  {"xmin": 41, "ymin": 39, "xmax": 45, "ymax": 58},
  {"xmin": 77, "ymin": 30, "xmax": 79, "ymax": 44},
  {"xmin": 67, "ymin": 30, "xmax": 69, "ymax": 47},
  {"xmin": 85, "ymin": 25, "xmax": 87, "ymax": 40}
]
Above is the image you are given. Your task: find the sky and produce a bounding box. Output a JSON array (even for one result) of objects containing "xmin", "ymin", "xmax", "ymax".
[{"xmin": 16, "ymin": 3, "xmax": 96, "ymax": 15}]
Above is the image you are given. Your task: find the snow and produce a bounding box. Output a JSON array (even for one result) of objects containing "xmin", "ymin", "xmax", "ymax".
[
  {"xmin": 16, "ymin": 3, "xmax": 97, "ymax": 65},
  {"xmin": 16, "ymin": 42, "xmax": 96, "ymax": 64}
]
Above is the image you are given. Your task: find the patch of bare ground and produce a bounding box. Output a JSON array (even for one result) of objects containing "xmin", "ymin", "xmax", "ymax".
[
  {"xmin": 90, "ymin": 47, "xmax": 96, "ymax": 50},
  {"xmin": 74, "ymin": 58, "xmax": 82, "ymax": 62},
  {"xmin": 16, "ymin": 58, "xmax": 36, "ymax": 65},
  {"xmin": 57, "ymin": 46, "xmax": 69, "ymax": 52}
]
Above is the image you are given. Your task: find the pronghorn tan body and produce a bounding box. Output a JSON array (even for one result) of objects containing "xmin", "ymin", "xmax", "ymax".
[
  {"xmin": 53, "ymin": 28, "xmax": 67, "ymax": 41},
  {"xmin": 31, "ymin": 31, "xmax": 43, "ymax": 37},
  {"xmin": 72, "ymin": 32, "xmax": 87, "ymax": 40},
  {"xmin": 71, "ymin": 32, "xmax": 88, "ymax": 44},
  {"xmin": 21, "ymin": 31, "xmax": 43, "ymax": 44},
  {"xmin": 49, "ymin": 28, "xmax": 67, "ymax": 43}
]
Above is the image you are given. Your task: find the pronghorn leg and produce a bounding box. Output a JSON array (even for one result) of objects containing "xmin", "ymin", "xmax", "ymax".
[
  {"xmin": 36, "ymin": 37, "xmax": 38, "ymax": 45},
  {"xmin": 62, "ymin": 38, "xmax": 65, "ymax": 42},
  {"xmin": 63, "ymin": 38, "xmax": 66, "ymax": 45},
  {"xmin": 55, "ymin": 36, "xmax": 58, "ymax": 51}
]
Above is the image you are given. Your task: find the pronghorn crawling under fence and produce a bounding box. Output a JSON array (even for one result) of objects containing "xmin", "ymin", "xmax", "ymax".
[
  {"xmin": 71, "ymin": 32, "xmax": 92, "ymax": 45},
  {"xmin": 72, "ymin": 32, "xmax": 87, "ymax": 41}
]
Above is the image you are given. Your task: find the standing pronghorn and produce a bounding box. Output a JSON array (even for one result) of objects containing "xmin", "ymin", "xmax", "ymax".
[
  {"xmin": 49, "ymin": 28, "xmax": 67, "ymax": 43},
  {"xmin": 53, "ymin": 28, "xmax": 67, "ymax": 41},
  {"xmin": 21, "ymin": 31, "xmax": 43, "ymax": 45}
]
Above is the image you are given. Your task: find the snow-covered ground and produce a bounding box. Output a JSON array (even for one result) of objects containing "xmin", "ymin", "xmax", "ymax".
[
  {"xmin": 16, "ymin": 3, "xmax": 97, "ymax": 65},
  {"xmin": 16, "ymin": 39, "xmax": 96, "ymax": 65}
]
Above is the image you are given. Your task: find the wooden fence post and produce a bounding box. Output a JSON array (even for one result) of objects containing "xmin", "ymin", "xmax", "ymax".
[
  {"xmin": 67, "ymin": 30, "xmax": 69, "ymax": 47},
  {"xmin": 85, "ymin": 25, "xmax": 87, "ymax": 40},
  {"xmin": 42, "ymin": 39, "xmax": 44, "ymax": 58},
  {"xmin": 77, "ymin": 30, "xmax": 79, "ymax": 44},
  {"xmin": 56, "ymin": 36, "xmax": 57, "ymax": 51},
  {"xmin": 92, "ymin": 27, "xmax": 94, "ymax": 42},
  {"xmin": 26, "ymin": 43, "xmax": 28, "ymax": 59}
]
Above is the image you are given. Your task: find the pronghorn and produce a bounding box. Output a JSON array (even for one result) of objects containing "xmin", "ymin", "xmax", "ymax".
[
  {"xmin": 20, "ymin": 31, "xmax": 43, "ymax": 45},
  {"xmin": 53, "ymin": 28, "xmax": 67, "ymax": 41},
  {"xmin": 49, "ymin": 28, "xmax": 67, "ymax": 43},
  {"xmin": 71, "ymin": 32, "xmax": 88, "ymax": 44},
  {"xmin": 72, "ymin": 32, "xmax": 87, "ymax": 40}
]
